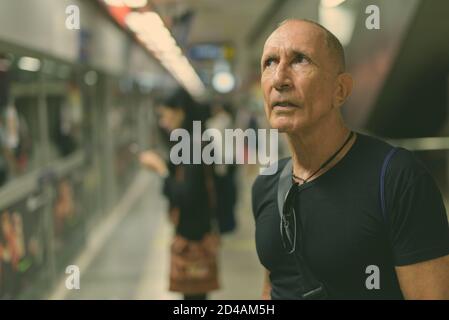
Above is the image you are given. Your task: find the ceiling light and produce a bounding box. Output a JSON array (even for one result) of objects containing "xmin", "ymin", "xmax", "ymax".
[
  {"xmin": 123, "ymin": 0, "xmax": 147, "ymax": 8},
  {"xmin": 320, "ymin": 0, "xmax": 347, "ymax": 8},
  {"xmin": 18, "ymin": 56, "xmax": 41, "ymax": 72},
  {"xmin": 212, "ymin": 71, "xmax": 235, "ymax": 93},
  {"xmin": 124, "ymin": 11, "xmax": 205, "ymax": 98},
  {"xmin": 125, "ymin": 12, "xmax": 145, "ymax": 33},
  {"xmin": 104, "ymin": 0, "xmax": 124, "ymax": 7},
  {"xmin": 319, "ymin": 2, "xmax": 355, "ymax": 46}
]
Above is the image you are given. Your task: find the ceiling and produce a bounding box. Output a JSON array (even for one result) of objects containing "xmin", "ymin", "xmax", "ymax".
[
  {"xmin": 145, "ymin": 0, "xmax": 449, "ymax": 138},
  {"xmin": 151, "ymin": 0, "xmax": 274, "ymax": 45}
]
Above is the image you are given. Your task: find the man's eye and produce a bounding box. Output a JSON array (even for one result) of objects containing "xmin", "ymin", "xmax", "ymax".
[
  {"xmin": 263, "ymin": 58, "xmax": 276, "ymax": 68},
  {"xmin": 293, "ymin": 54, "xmax": 308, "ymax": 64}
]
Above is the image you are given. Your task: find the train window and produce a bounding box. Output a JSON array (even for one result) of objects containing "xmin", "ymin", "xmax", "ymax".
[
  {"xmin": 43, "ymin": 62, "xmax": 83, "ymax": 159},
  {"xmin": 0, "ymin": 53, "xmax": 40, "ymax": 186},
  {"xmin": 110, "ymin": 78, "xmax": 138, "ymax": 192},
  {"xmin": 77, "ymin": 70, "xmax": 102, "ymax": 217}
]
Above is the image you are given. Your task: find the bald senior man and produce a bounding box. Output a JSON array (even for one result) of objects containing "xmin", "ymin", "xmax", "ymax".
[{"xmin": 252, "ymin": 19, "xmax": 449, "ymax": 300}]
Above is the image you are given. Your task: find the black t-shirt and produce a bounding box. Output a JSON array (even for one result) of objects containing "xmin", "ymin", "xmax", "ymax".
[{"xmin": 252, "ymin": 133, "xmax": 449, "ymax": 299}]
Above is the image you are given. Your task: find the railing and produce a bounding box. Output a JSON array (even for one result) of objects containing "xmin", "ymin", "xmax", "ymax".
[{"xmin": 387, "ymin": 137, "xmax": 449, "ymax": 151}]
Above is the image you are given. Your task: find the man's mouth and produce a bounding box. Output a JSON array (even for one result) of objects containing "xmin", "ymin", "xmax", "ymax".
[{"xmin": 271, "ymin": 100, "xmax": 299, "ymax": 109}]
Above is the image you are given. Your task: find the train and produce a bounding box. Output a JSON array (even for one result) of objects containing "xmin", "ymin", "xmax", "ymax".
[{"xmin": 0, "ymin": 0, "xmax": 174, "ymax": 298}]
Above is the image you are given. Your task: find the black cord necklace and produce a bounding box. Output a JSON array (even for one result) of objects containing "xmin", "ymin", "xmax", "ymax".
[{"xmin": 292, "ymin": 131, "xmax": 354, "ymax": 184}]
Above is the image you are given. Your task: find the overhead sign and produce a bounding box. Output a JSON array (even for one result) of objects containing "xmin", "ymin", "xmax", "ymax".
[{"xmin": 188, "ymin": 44, "xmax": 235, "ymax": 61}]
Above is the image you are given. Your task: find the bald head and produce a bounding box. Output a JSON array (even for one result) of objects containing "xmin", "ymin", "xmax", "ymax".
[
  {"xmin": 275, "ymin": 19, "xmax": 346, "ymax": 73},
  {"xmin": 260, "ymin": 18, "xmax": 354, "ymax": 133}
]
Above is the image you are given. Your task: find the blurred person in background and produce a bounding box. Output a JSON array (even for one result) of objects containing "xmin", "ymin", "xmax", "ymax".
[
  {"xmin": 205, "ymin": 102, "xmax": 238, "ymax": 234},
  {"xmin": 139, "ymin": 88, "xmax": 220, "ymax": 300}
]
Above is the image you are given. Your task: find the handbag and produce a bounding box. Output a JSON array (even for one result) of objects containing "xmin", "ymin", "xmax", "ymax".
[
  {"xmin": 169, "ymin": 232, "xmax": 220, "ymax": 294},
  {"xmin": 168, "ymin": 164, "xmax": 220, "ymax": 294}
]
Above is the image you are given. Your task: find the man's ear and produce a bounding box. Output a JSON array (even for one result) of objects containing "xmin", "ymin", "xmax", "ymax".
[{"xmin": 333, "ymin": 72, "xmax": 353, "ymax": 108}]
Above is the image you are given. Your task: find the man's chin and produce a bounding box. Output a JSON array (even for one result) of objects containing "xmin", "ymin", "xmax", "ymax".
[{"xmin": 269, "ymin": 120, "xmax": 295, "ymax": 133}]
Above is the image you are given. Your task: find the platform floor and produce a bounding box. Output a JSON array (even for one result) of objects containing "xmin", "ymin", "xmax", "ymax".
[{"xmin": 57, "ymin": 168, "xmax": 264, "ymax": 300}]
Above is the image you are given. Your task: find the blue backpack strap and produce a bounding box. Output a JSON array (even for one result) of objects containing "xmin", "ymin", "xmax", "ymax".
[{"xmin": 380, "ymin": 147, "xmax": 400, "ymax": 223}]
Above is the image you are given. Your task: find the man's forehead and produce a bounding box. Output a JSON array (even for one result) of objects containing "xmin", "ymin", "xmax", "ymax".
[{"xmin": 263, "ymin": 20, "xmax": 326, "ymax": 54}]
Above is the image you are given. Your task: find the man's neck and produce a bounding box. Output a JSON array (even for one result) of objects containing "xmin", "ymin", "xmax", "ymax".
[{"xmin": 286, "ymin": 116, "xmax": 354, "ymax": 181}]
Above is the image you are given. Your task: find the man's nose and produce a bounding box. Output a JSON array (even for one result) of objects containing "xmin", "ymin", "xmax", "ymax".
[{"xmin": 273, "ymin": 62, "xmax": 292, "ymax": 91}]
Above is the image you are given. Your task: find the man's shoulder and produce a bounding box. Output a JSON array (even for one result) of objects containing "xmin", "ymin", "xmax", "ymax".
[
  {"xmin": 387, "ymin": 147, "xmax": 431, "ymax": 188},
  {"xmin": 357, "ymin": 133, "xmax": 429, "ymax": 179},
  {"xmin": 356, "ymin": 132, "xmax": 393, "ymax": 155}
]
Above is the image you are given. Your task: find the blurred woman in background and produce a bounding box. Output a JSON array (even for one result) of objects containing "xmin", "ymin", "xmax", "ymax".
[
  {"xmin": 206, "ymin": 102, "xmax": 238, "ymax": 234},
  {"xmin": 139, "ymin": 88, "xmax": 220, "ymax": 300}
]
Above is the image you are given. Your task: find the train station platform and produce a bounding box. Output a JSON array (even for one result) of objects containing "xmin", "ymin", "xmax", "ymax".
[{"xmin": 48, "ymin": 169, "xmax": 264, "ymax": 300}]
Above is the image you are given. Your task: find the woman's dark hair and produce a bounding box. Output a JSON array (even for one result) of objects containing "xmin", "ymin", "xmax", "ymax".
[
  {"xmin": 156, "ymin": 88, "xmax": 198, "ymax": 130},
  {"xmin": 156, "ymin": 87, "xmax": 207, "ymax": 150}
]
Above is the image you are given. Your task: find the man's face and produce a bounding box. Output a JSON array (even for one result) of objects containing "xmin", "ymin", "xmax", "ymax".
[{"xmin": 261, "ymin": 21, "xmax": 339, "ymax": 133}]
